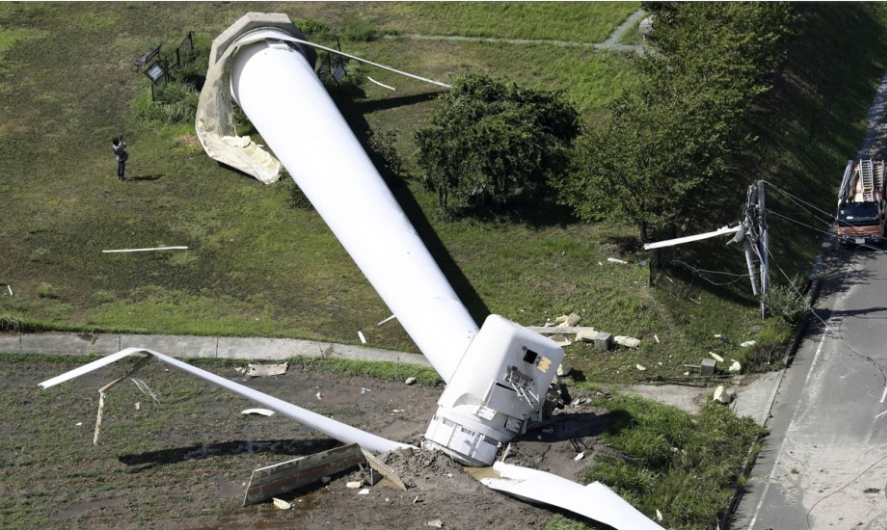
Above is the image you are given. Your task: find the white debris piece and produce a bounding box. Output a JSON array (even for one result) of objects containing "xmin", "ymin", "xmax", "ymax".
[
  {"xmin": 607, "ymin": 257, "xmax": 628, "ymax": 264},
  {"xmin": 709, "ymin": 352, "xmax": 724, "ymax": 363},
  {"xmin": 654, "ymin": 334, "xmax": 660, "ymax": 344},
  {"xmin": 712, "ymin": 385, "xmax": 734, "ymax": 404},
  {"xmin": 358, "ymin": 488, "xmax": 370, "ymax": 495},
  {"xmin": 367, "ymin": 76, "xmax": 396, "ymax": 91},
  {"xmin": 714, "ymin": 334, "xmax": 722, "ymax": 339},
  {"xmin": 656, "ymin": 509, "xmax": 663, "ymax": 521},
  {"xmin": 242, "ymin": 408, "xmax": 275, "ymax": 417},
  {"xmin": 426, "ymin": 520, "xmax": 444, "ymax": 528},
  {"xmin": 76, "ymin": 422, "xmax": 82, "ymax": 426},
  {"xmin": 315, "ymin": 392, "xmax": 323, "ymax": 400},
  {"xmin": 551, "ymin": 334, "xmax": 572, "ymax": 347},
  {"xmin": 636, "ymin": 364, "xmax": 646, "ymax": 371},
  {"xmin": 574, "ymin": 452, "xmax": 585, "ymax": 461},
  {"xmin": 358, "ymin": 331, "xmax": 367, "ymax": 344},
  {"xmin": 564, "ymin": 313, "xmax": 581, "ymax": 327},
  {"xmin": 615, "ymin": 336, "xmax": 641, "ymax": 348},
  {"xmin": 377, "ymin": 314, "xmax": 396, "ymax": 327},
  {"xmin": 135, "ymin": 402, "xmax": 140, "ymax": 411},
  {"xmin": 346, "ymin": 481, "xmax": 362, "ymax": 489},
  {"xmin": 556, "ymin": 361, "xmax": 572, "ymax": 377},
  {"xmin": 405, "ymin": 377, "xmax": 417, "ymax": 386},
  {"xmin": 576, "ymin": 329, "xmax": 598, "ymax": 342},
  {"xmin": 740, "ymin": 340, "xmax": 757, "ymax": 348},
  {"xmin": 272, "ymin": 498, "xmax": 292, "ymax": 510},
  {"xmin": 728, "ymin": 360, "xmax": 741, "ymax": 372},
  {"xmin": 246, "ymin": 362, "xmax": 288, "ymax": 377}
]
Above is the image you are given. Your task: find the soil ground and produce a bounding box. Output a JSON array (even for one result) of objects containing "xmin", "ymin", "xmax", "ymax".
[{"xmin": 2, "ymin": 359, "xmax": 616, "ymax": 530}]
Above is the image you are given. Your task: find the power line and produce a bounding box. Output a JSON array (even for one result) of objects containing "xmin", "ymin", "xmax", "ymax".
[{"xmin": 764, "ymin": 181, "xmax": 837, "ymax": 222}]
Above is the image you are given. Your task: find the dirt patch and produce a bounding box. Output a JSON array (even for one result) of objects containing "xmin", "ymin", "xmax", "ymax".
[{"xmin": 4, "ymin": 359, "xmax": 615, "ymax": 530}]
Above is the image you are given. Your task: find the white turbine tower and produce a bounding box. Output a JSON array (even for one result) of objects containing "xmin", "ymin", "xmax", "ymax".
[{"xmin": 39, "ymin": 13, "xmax": 663, "ymax": 529}]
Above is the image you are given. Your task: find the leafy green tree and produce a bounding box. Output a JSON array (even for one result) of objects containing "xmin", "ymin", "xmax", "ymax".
[
  {"xmin": 556, "ymin": 3, "xmax": 793, "ymax": 242},
  {"xmin": 415, "ymin": 74, "xmax": 580, "ymax": 209}
]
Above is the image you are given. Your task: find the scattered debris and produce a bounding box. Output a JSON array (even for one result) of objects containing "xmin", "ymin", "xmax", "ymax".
[
  {"xmin": 654, "ymin": 334, "xmax": 660, "ymax": 344},
  {"xmin": 367, "ymin": 76, "xmax": 396, "ymax": 91},
  {"xmin": 244, "ymin": 443, "xmax": 367, "ymax": 506},
  {"xmin": 714, "ymin": 334, "xmax": 722, "ymax": 339},
  {"xmin": 564, "ymin": 313, "xmax": 581, "ymax": 327},
  {"xmin": 740, "ymin": 340, "xmax": 757, "ymax": 348},
  {"xmin": 245, "ymin": 362, "xmax": 288, "ymax": 378},
  {"xmin": 551, "ymin": 334, "xmax": 572, "ymax": 347},
  {"xmin": 315, "ymin": 392, "xmax": 323, "ymax": 400},
  {"xmin": 377, "ymin": 315, "xmax": 397, "ymax": 327},
  {"xmin": 272, "ymin": 498, "xmax": 292, "ymax": 510},
  {"xmin": 556, "ymin": 361, "xmax": 572, "ymax": 377},
  {"xmin": 321, "ymin": 476, "xmax": 331, "ymax": 484},
  {"xmin": 615, "ymin": 336, "xmax": 640, "ymax": 349},
  {"xmin": 712, "ymin": 386, "xmax": 734, "ymax": 404},
  {"xmin": 6, "ymin": 285, "xmax": 12, "ymax": 296},
  {"xmin": 656, "ymin": 509, "xmax": 663, "ymax": 521},
  {"xmin": 701, "ymin": 358, "xmax": 717, "ymax": 376},
  {"xmin": 728, "ymin": 360, "xmax": 742, "ymax": 372},
  {"xmin": 574, "ymin": 452, "xmax": 585, "ymax": 461},
  {"xmin": 709, "ymin": 352, "xmax": 724, "ymax": 363},
  {"xmin": 102, "ymin": 246, "xmax": 188, "ymax": 253},
  {"xmin": 595, "ymin": 332, "xmax": 614, "ymax": 351},
  {"xmin": 361, "ymin": 447, "xmax": 408, "ymax": 491},
  {"xmin": 346, "ymin": 481, "xmax": 362, "ymax": 489},
  {"xmin": 358, "ymin": 331, "xmax": 367, "ymax": 344},
  {"xmin": 607, "ymin": 257, "xmax": 628, "ymax": 264},
  {"xmin": 636, "ymin": 364, "xmax": 646, "ymax": 371},
  {"xmin": 426, "ymin": 520, "xmax": 444, "ymax": 528},
  {"xmin": 358, "ymin": 488, "xmax": 369, "ymax": 495},
  {"xmin": 413, "ymin": 496, "xmax": 422, "ymax": 504},
  {"xmin": 405, "ymin": 377, "xmax": 417, "ymax": 386},
  {"xmin": 360, "ymin": 388, "xmax": 371, "ymax": 394},
  {"xmin": 242, "ymin": 408, "xmax": 275, "ymax": 417},
  {"xmin": 76, "ymin": 422, "xmax": 82, "ymax": 426},
  {"xmin": 135, "ymin": 402, "xmax": 140, "ymax": 411},
  {"xmin": 575, "ymin": 329, "xmax": 597, "ymax": 343}
]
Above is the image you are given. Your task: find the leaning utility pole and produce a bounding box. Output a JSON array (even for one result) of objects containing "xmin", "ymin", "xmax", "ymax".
[{"xmin": 732, "ymin": 181, "xmax": 768, "ymax": 318}]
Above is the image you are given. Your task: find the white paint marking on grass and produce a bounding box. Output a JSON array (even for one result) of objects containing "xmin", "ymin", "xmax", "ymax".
[{"xmin": 102, "ymin": 246, "xmax": 188, "ymax": 253}]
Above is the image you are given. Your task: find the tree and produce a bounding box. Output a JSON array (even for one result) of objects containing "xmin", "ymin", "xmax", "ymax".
[
  {"xmin": 555, "ymin": 3, "xmax": 793, "ymax": 242},
  {"xmin": 415, "ymin": 74, "xmax": 580, "ymax": 210}
]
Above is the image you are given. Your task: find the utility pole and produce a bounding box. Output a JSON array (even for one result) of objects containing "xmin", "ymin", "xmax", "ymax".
[{"xmin": 758, "ymin": 180, "xmax": 769, "ymax": 319}]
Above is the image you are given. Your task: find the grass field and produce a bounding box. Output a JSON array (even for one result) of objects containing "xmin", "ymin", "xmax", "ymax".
[{"xmin": 2, "ymin": 2, "xmax": 887, "ymax": 386}]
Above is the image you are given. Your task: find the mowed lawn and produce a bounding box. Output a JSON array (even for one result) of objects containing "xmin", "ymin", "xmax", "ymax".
[{"xmin": 0, "ymin": 2, "xmax": 786, "ymax": 382}]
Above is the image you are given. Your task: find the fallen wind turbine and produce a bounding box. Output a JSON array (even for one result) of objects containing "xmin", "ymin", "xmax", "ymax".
[{"xmin": 40, "ymin": 13, "xmax": 662, "ymax": 530}]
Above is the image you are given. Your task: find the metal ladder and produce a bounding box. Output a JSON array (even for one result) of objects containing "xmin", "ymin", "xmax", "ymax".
[{"xmin": 860, "ymin": 159, "xmax": 875, "ymax": 201}]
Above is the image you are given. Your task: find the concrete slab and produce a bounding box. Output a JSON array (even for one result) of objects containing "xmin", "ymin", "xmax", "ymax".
[
  {"xmin": 20, "ymin": 333, "xmax": 96, "ymax": 356},
  {"xmin": 326, "ymin": 344, "xmax": 402, "ymax": 364},
  {"xmin": 731, "ymin": 371, "xmax": 782, "ymax": 426},
  {"xmin": 88, "ymin": 335, "xmax": 123, "ymax": 355},
  {"xmin": 120, "ymin": 335, "xmax": 218, "ymax": 358},
  {"xmin": 217, "ymin": 337, "xmax": 328, "ymax": 360},
  {"xmin": 0, "ymin": 333, "xmax": 21, "ymax": 353}
]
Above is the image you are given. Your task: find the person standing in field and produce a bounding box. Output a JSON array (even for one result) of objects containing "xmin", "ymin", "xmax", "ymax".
[{"xmin": 112, "ymin": 136, "xmax": 128, "ymax": 181}]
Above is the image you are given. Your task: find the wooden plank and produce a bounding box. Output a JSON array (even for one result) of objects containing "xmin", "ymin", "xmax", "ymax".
[{"xmin": 242, "ymin": 443, "xmax": 365, "ymax": 506}]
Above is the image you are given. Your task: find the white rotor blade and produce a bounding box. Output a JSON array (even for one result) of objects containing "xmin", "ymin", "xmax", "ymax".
[
  {"xmin": 481, "ymin": 462, "xmax": 665, "ymax": 530},
  {"xmin": 39, "ymin": 348, "xmax": 414, "ymax": 454}
]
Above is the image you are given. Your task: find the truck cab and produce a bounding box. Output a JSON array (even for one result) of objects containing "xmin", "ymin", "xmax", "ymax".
[{"xmin": 836, "ymin": 159, "xmax": 887, "ymax": 245}]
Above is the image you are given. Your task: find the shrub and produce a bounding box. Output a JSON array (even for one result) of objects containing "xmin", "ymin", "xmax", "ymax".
[{"xmin": 36, "ymin": 283, "xmax": 58, "ymax": 299}]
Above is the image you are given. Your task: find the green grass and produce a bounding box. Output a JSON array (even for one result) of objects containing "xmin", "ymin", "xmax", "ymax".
[
  {"xmin": 0, "ymin": 3, "xmax": 886, "ymax": 383},
  {"xmin": 376, "ymin": 2, "xmax": 641, "ymax": 43}
]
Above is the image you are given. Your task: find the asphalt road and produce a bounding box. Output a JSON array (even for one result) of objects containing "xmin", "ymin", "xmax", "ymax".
[{"xmin": 734, "ymin": 246, "xmax": 887, "ymax": 529}]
